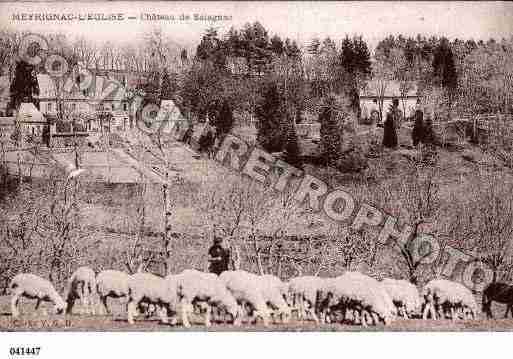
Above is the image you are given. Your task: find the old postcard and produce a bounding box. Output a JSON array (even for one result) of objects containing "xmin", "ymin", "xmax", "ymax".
[{"xmin": 1, "ymin": 0, "xmax": 513, "ymax": 356}]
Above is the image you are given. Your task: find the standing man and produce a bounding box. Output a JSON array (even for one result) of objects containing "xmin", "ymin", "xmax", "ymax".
[
  {"xmin": 182, "ymin": 121, "xmax": 194, "ymax": 145},
  {"xmin": 383, "ymin": 98, "xmax": 400, "ymax": 149},
  {"xmin": 412, "ymin": 100, "xmax": 424, "ymax": 147},
  {"xmin": 208, "ymin": 236, "xmax": 231, "ymax": 275}
]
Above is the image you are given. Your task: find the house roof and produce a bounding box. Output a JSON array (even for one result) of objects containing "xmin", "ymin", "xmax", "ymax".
[
  {"xmin": 362, "ymin": 80, "xmax": 418, "ymax": 98},
  {"xmin": 16, "ymin": 102, "xmax": 46, "ymax": 123}
]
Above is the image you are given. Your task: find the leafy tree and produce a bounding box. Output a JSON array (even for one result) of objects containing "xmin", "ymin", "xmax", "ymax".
[
  {"xmin": 339, "ymin": 36, "xmax": 372, "ymax": 119},
  {"xmin": 432, "ymin": 38, "xmax": 457, "ymax": 95},
  {"xmin": 160, "ymin": 69, "xmax": 178, "ymax": 101},
  {"xmin": 240, "ymin": 22, "xmax": 272, "ymax": 75},
  {"xmin": 319, "ymin": 95, "xmax": 344, "ymax": 166},
  {"xmin": 196, "ymin": 27, "xmax": 226, "ymax": 68},
  {"xmin": 458, "ymin": 39, "xmax": 513, "ymax": 114},
  {"xmin": 270, "ymin": 35, "xmax": 284, "ymax": 56},
  {"xmin": 224, "ymin": 26, "xmax": 243, "ymax": 58},
  {"xmin": 351, "ymin": 36, "xmax": 372, "ymax": 77},
  {"xmin": 283, "ymin": 117, "xmax": 302, "ymax": 168},
  {"xmin": 214, "ymin": 99, "xmax": 235, "ymax": 139},
  {"xmin": 196, "ymin": 27, "xmax": 218, "ymax": 60},
  {"xmin": 255, "ymin": 81, "xmax": 286, "ymax": 152},
  {"xmin": 180, "ymin": 60, "xmax": 224, "ymax": 120},
  {"xmin": 269, "ymin": 52, "xmax": 307, "ymax": 124},
  {"xmin": 284, "ymin": 39, "xmax": 301, "ymax": 59}
]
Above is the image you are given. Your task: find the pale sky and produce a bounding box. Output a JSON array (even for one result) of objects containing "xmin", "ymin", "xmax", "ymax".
[{"xmin": 1, "ymin": 1, "xmax": 512, "ymax": 52}]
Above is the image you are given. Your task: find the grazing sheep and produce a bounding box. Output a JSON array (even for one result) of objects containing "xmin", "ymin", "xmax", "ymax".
[
  {"xmin": 10, "ymin": 273, "xmax": 66, "ymax": 318},
  {"xmin": 96, "ymin": 270, "xmax": 130, "ymax": 315},
  {"xmin": 288, "ymin": 276, "xmax": 329, "ymax": 323},
  {"xmin": 422, "ymin": 279, "xmax": 478, "ymax": 320},
  {"xmin": 65, "ymin": 266, "xmax": 97, "ymax": 315},
  {"xmin": 219, "ymin": 270, "xmax": 271, "ymax": 326},
  {"xmin": 380, "ymin": 278, "xmax": 422, "ymax": 319},
  {"xmin": 258, "ymin": 274, "xmax": 291, "ymax": 323},
  {"xmin": 323, "ymin": 272, "xmax": 396, "ymax": 326},
  {"xmin": 126, "ymin": 272, "xmax": 179, "ymax": 325},
  {"xmin": 176, "ymin": 269, "xmax": 241, "ymax": 327}
]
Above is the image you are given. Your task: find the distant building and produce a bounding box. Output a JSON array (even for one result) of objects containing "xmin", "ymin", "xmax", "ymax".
[
  {"xmin": 36, "ymin": 73, "xmax": 130, "ymax": 120},
  {"xmin": 360, "ymin": 80, "xmax": 419, "ymax": 121},
  {"xmin": 16, "ymin": 102, "xmax": 48, "ymax": 145}
]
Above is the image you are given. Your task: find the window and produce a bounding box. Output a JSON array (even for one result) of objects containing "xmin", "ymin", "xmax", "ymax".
[
  {"xmin": 71, "ymin": 103, "xmax": 76, "ymax": 111},
  {"xmin": 123, "ymin": 103, "xmax": 128, "ymax": 111},
  {"xmin": 47, "ymin": 103, "xmax": 52, "ymax": 112}
]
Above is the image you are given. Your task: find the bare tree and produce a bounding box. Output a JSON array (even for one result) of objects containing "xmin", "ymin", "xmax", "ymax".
[
  {"xmin": 371, "ymin": 50, "xmax": 394, "ymax": 123},
  {"xmin": 0, "ymin": 167, "xmax": 88, "ymax": 292},
  {"xmin": 120, "ymin": 175, "xmax": 156, "ymax": 274},
  {"xmin": 363, "ymin": 160, "xmax": 442, "ymax": 284},
  {"xmin": 0, "ymin": 29, "xmax": 27, "ymax": 82},
  {"xmin": 448, "ymin": 171, "xmax": 513, "ymax": 282}
]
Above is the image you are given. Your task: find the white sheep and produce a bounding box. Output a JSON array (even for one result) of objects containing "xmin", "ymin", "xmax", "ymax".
[
  {"xmin": 258, "ymin": 274, "xmax": 291, "ymax": 323},
  {"xmin": 324, "ymin": 272, "xmax": 396, "ymax": 326},
  {"xmin": 10, "ymin": 273, "xmax": 67, "ymax": 318},
  {"xmin": 287, "ymin": 276, "xmax": 329, "ymax": 323},
  {"xmin": 65, "ymin": 266, "xmax": 97, "ymax": 315},
  {"xmin": 381, "ymin": 278, "xmax": 422, "ymax": 319},
  {"xmin": 96, "ymin": 270, "xmax": 131, "ymax": 315},
  {"xmin": 176, "ymin": 269, "xmax": 241, "ymax": 327},
  {"xmin": 422, "ymin": 279, "xmax": 478, "ymax": 320},
  {"xmin": 219, "ymin": 270, "xmax": 271, "ymax": 326},
  {"xmin": 126, "ymin": 272, "xmax": 179, "ymax": 325}
]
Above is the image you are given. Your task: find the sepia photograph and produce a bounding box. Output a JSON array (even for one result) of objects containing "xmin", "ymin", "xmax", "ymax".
[{"xmin": 1, "ymin": 0, "xmax": 513, "ymax": 357}]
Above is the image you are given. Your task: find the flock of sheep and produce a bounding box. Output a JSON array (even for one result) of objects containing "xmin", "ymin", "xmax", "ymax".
[{"xmin": 8, "ymin": 267, "xmax": 479, "ymax": 327}]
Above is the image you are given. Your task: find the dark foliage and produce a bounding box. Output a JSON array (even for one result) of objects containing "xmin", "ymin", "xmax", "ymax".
[
  {"xmin": 319, "ymin": 96, "xmax": 344, "ymax": 166},
  {"xmin": 8, "ymin": 60, "xmax": 39, "ymax": 111},
  {"xmin": 255, "ymin": 82, "xmax": 286, "ymax": 152},
  {"xmin": 283, "ymin": 118, "xmax": 302, "ymax": 168},
  {"xmin": 213, "ymin": 100, "xmax": 235, "ymax": 138},
  {"xmin": 432, "ymin": 38, "xmax": 458, "ymax": 95}
]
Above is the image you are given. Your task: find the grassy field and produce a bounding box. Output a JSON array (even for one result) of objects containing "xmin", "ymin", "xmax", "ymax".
[{"xmin": 2, "ymin": 296, "xmax": 513, "ymax": 332}]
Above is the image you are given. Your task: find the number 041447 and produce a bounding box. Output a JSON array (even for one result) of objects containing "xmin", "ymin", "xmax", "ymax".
[{"xmin": 9, "ymin": 347, "xmax": 41, "ymax": 356}]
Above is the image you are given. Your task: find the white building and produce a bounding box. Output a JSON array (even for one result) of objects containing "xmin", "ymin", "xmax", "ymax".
[{"xmin": 360, "ymin": 80, "xmax": 419, "ymax": 121}]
